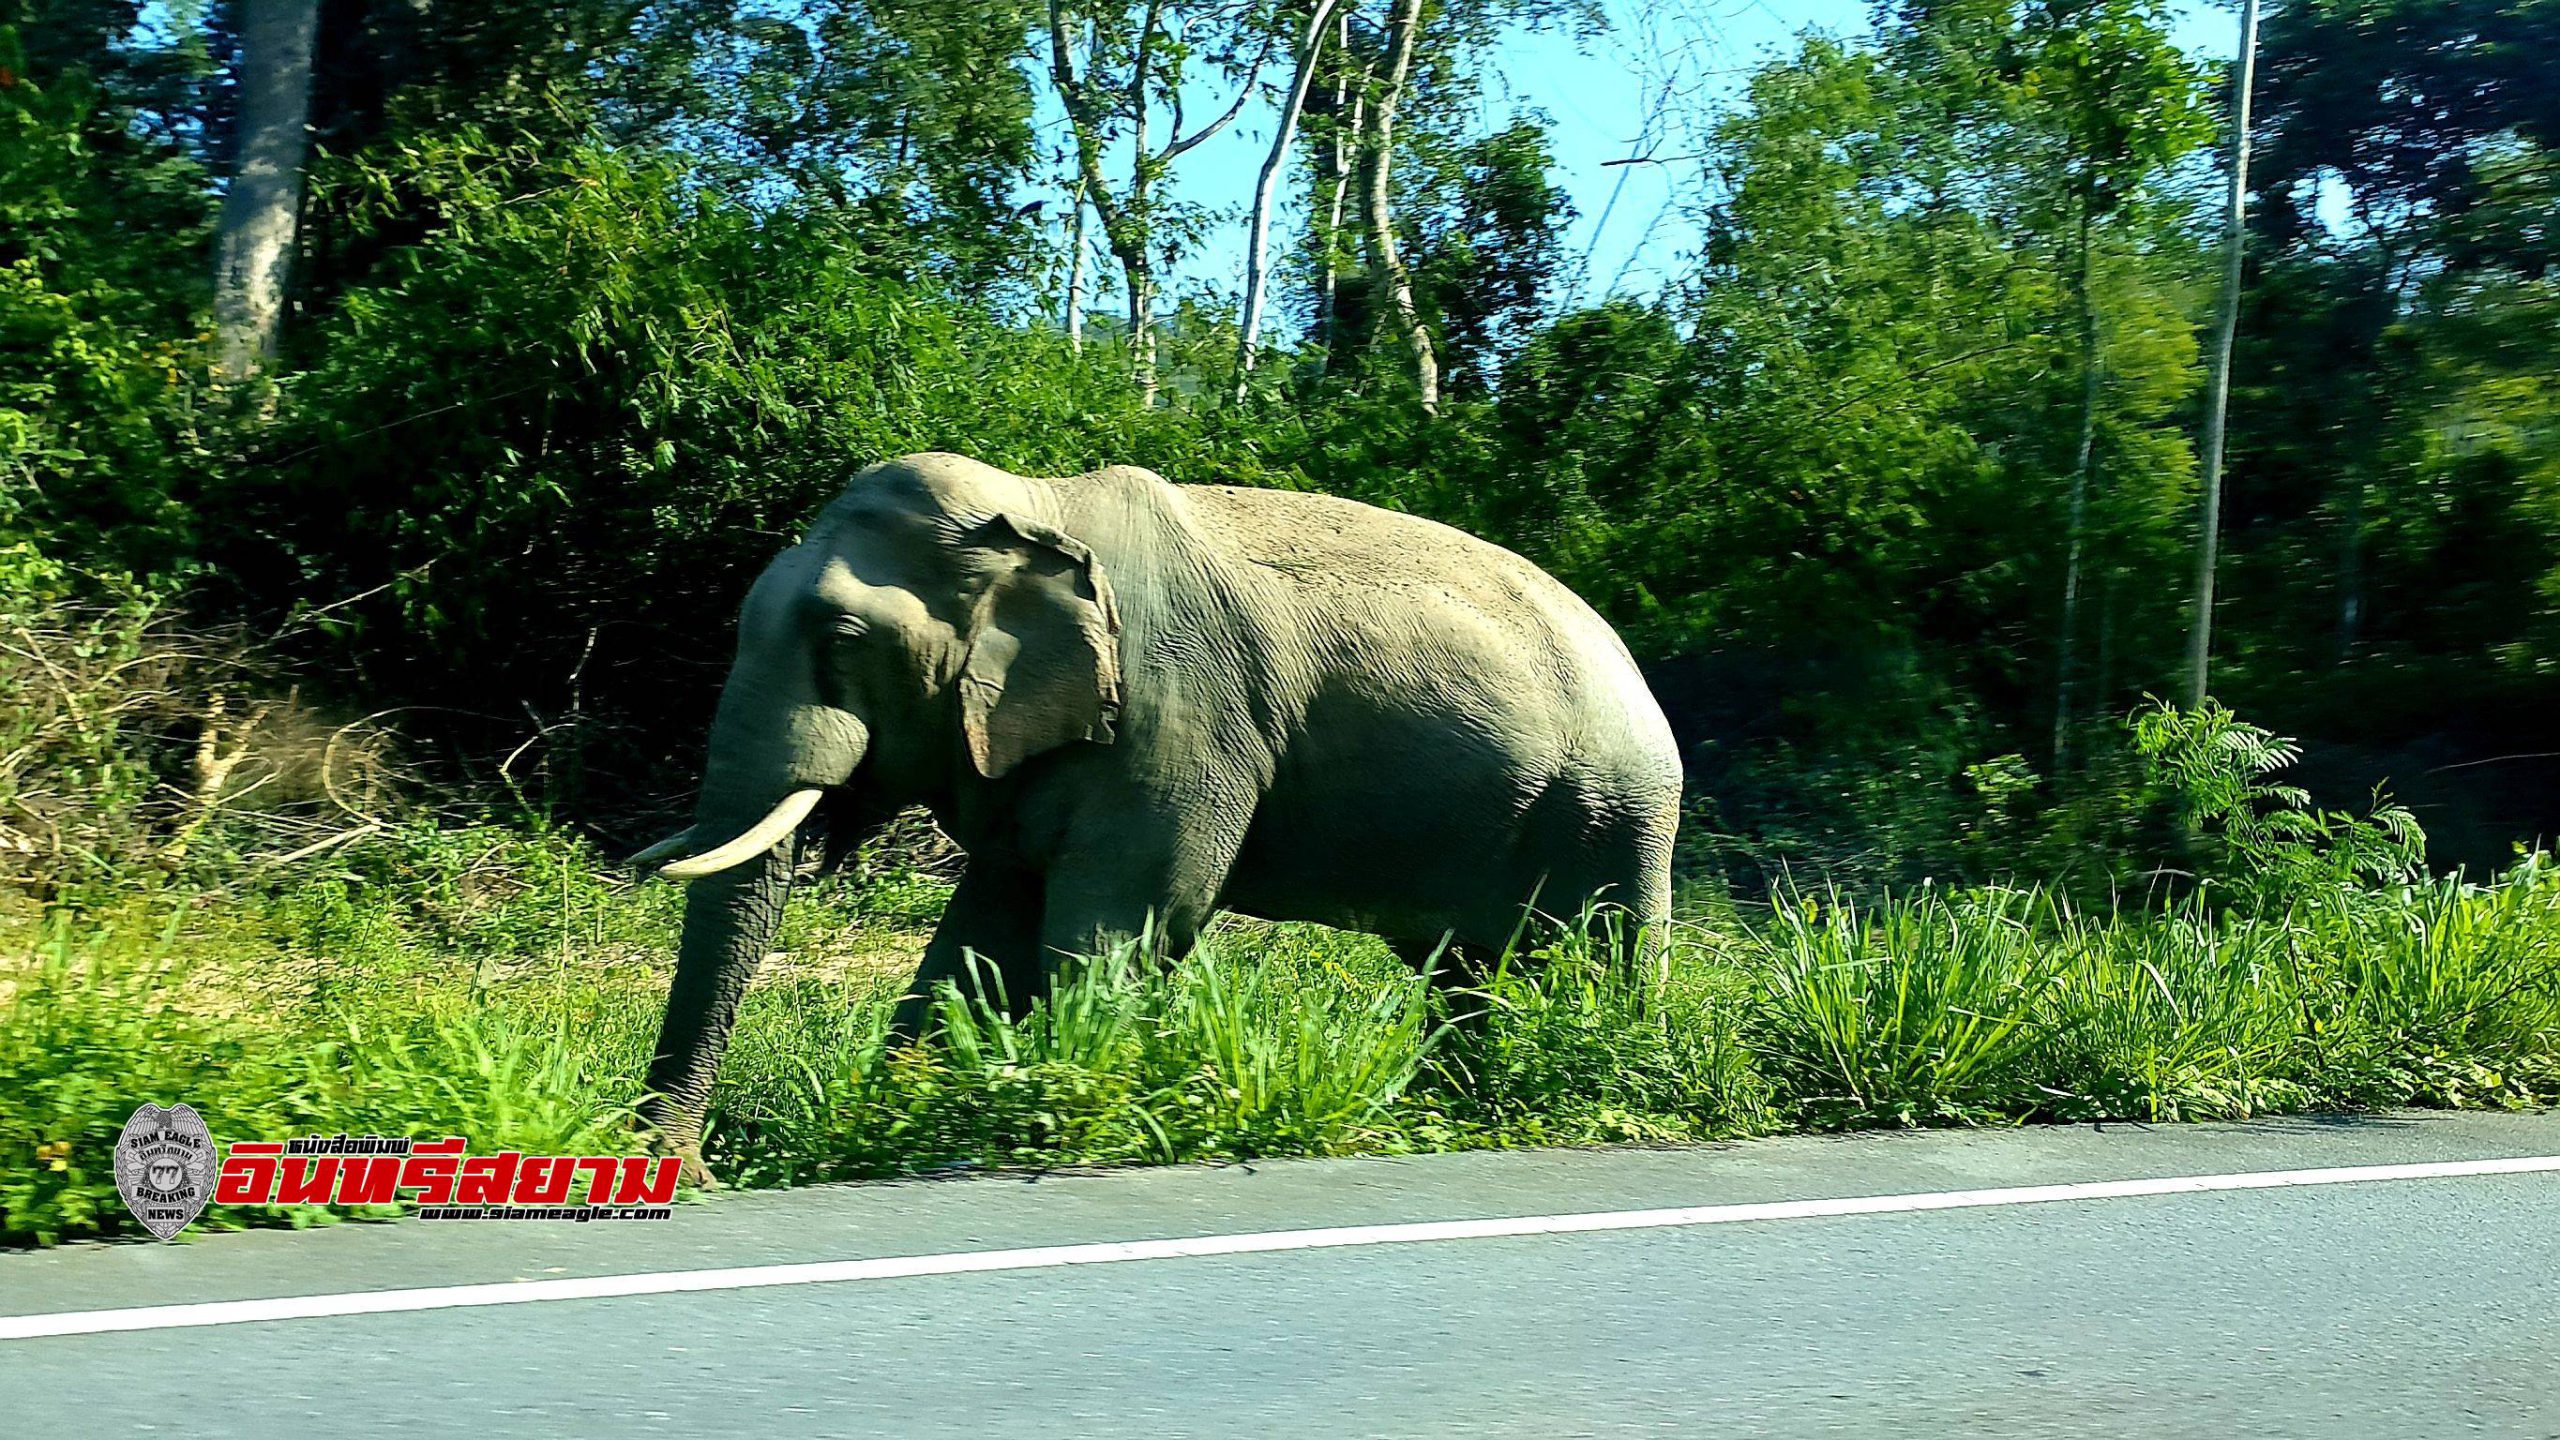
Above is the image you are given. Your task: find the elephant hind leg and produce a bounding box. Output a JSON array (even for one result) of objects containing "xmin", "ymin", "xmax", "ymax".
[
  {"xmin": 1621, "ymin": 791, "xmax": 1681, "ymax": 985},
  {"xmin": 1528, "ymin": 779, "xmax": 1679, "ymax": 983}
]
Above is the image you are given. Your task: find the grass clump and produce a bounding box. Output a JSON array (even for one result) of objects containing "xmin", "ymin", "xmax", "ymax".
[
  {"xmin": 704, "ymin": 930, "xmax": 1437, "ymax": 1185},
  {"xmin": 1751, "ymin": 887, "xmax": 2068, "ymax": 1128},
  {"xmin": 1425, "ymin": 917, "xmax": 1773, "ymax": 1147}
]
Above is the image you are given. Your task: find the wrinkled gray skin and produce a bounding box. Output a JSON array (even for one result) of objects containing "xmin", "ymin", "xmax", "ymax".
[{"xmin": 638, "ymin": 453, "xmax": 1681, "ymax": 1179}]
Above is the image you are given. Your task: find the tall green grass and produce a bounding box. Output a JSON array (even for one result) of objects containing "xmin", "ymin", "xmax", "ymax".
[
  {"xmin": 10, "ymin": 855, "xmax": 2558, "ymax": 1245},
  {"xmin": 0, "ymin": 911, "xmax": 640, "ymax": 1242}
]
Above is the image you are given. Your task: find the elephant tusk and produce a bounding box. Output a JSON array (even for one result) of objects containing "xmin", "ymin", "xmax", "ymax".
[
  {"xmin": 628, "ymin": 827, "xmax": 699, "ymax": 867},
  {"xmin": 657, "ymin": 789, "xmax": 825, "ymax": 881}
]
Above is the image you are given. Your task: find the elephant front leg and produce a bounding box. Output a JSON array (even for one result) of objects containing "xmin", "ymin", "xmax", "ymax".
[
  {"xmin": 641, "ymin": 840, "xmax": 794, "ymax": 1185},
  {"xmin": 889, "ymin": 860, "xmax": 1045, "ymax": 1038}
]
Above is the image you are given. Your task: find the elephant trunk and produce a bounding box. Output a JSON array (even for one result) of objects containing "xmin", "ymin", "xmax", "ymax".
[
  {"xmin": 639, "ymin": 841, "xmax": 792, "ymax": 1173},
  {"xmin": 634, "ymin": 653, "xmax": 870, "ymax": 1174}
]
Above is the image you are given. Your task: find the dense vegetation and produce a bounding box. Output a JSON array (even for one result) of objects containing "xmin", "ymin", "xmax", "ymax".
[
  {"xmin": 14, "ymin": 711, "xmax": 2559, "ymax": 1241},
  {"xmin": 2, "ymin": 0, "xmax": 2555, "ymax": 1242}
]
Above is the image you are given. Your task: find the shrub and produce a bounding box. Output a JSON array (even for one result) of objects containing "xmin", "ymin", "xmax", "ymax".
[
  {"xmin": 0, "ymin": 910, "xmax": 651, "ymax": 1244},
  {"xmin": 0, "ymin": 552, "xmax": 402, "ymax": 897},
  {"xmin": 2131, "ymin": 697, "xmax": 2428, "ymax": 910}
]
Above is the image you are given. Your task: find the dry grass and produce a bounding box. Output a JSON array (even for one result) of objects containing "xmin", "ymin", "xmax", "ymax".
[{"xmin": 0, "ymin": 589, "xmax": 405, "ymax": 895}]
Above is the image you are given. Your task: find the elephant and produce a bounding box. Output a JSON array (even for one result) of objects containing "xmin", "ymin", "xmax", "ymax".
[{"xmin": 631, "ymin": 452, "xmax": 1683, "ymax": 1178}]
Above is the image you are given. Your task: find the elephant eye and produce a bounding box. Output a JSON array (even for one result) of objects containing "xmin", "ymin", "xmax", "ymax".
[{"xmin": 817, "ymin": 623, "xmax": 869, "ymax": 697}]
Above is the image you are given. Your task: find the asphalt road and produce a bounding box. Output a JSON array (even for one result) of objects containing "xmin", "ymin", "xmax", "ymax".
[{"xmin": 7, "ymin": 1111, "xmax": 2560, "ymax": 1438}]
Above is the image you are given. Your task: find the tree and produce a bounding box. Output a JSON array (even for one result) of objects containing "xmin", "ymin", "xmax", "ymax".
[
  {"xmin": 0, "ymin": 18, "xmax": 213, "ymax": 569},
  {"xmin": 1063, "ymin": 175, "xmax": 1091, "ymax": 349},
  {"xmin": 212, "ymin": 0, "xmax": 318, "ymax": 379},
  {"xmin": 2225, "ymin": 0, "xmax": 2560, "ymax": 688},
  {"xmin": 1305, "ymin": 7, "xmax": 1375, "ymax": 370},
  {"xmin": 1401, "ymin": 118, "xmax": 1575, "ymax": 399},
  {"xmin": 1362, "ymin": 0, "xmax": 1439, "ymax": 412},
  {"xmin": 1980, "ymin": 0, "xmax": 2207, "ymax": 760},
  {"xmin": 1236, "ymin": 0, "xmax": 1344, "ymax": 398},
  {"xmin": 1045, "ymin": 0, "xmax": 1270, "ymax": 402},
  {"xmin": 670, "ymin": 1, "xmax": 1050, "ymax": 296},
  {"xmin": 2185, "ymin": 0, "xmax": 2259, "ymax": 706}
]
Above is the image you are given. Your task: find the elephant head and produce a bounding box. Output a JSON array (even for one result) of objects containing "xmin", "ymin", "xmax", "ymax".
[{"xmin": 634, "ymin": 466, "xmax": 1122, "ymax": 1174}]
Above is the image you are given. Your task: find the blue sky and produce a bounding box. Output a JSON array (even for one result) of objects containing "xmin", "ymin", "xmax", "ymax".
[{"xmin": 1053, "ymin": 0, "xmax": 2245, "ymax": 324}]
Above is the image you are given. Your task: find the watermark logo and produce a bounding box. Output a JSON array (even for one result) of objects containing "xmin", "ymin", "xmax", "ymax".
[
  {"xmin": 115, "ymin": 1102, "xmax": 216, "ymax": 1241},
  {"xmin": 219, "ymin": 1136, "xmax": 680, "ymax": 1222},
  {"xmin": 111, "ymin": 1109, "xmax": 680, "ymax": 1238}
]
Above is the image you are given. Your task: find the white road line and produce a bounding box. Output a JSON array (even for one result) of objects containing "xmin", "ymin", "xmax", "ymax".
[{"xmin": 7, "ymin": 1152, "xmax": 2557, "ymax": 1341}]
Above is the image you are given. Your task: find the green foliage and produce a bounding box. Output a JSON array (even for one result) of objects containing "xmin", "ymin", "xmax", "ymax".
[
  {"xmin": 2258, "ymin": 0, "xmax": 2560, "ymax": 259},
  {"xmin": 10, "ymin": 0, "xmax": 2547, "ymax": 886},
  {"xmin": 2208, "ymin": 0, "xmax": 2560, "ymax": 854},
  {"xmin": 0, "ymin": 909, "xmax": 640, "ymax": 1244},
  {"xmin": 1429, "ymin": 914, "xmax": 1774, "ymax": 1145},
  {"xmin": 0, "ymin": 912, "xmax": 297, "ymax": 1244},
  {"xmin": 1752, "ymin": 886, "xmax": 2071, "ymax": 1127},
  {"xmin": 1400, "ymin": 117, "xmax": 1578, "ymax": 400},
  {"xmin": 0, "ymin": 24, "xmax": 209, "ymax": 565},
  {"xmin": 0, "ymin": 550, "xmax": 164, "ymax": 886},
  {"xmin": 11, "ymin": 839, "xmax": 2560, "ymax": 1245},
  {"xmin": 2131, "ymin": 697, "xmax": 2426, "ymax": 906},
  {"xmin": 2034, "ymin": 909, "xmax": 2311, "ymax": 1121},
  {"xmin": 200, "ymin": 133, "xmax": 1282, "ymax": 811},
  {"xmin": 705, "ymin": 927, "xmax": 1436, "ymax": 1183}
]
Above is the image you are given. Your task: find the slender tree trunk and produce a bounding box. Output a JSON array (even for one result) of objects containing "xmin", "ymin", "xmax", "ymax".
[
  {"xmin": 2054, "ymin": 207, "xmax": 2100, "ymax": 769},
  {"xmin": 1364, "ymin": 0, "xmax": 1438, "ymax": 415},
  {"xmin": 1047, "ymin": 0, "xmax": 1158, "ymax": 404},
  {"xmin": 2096, "ymin": 571, "xmax": 2117, "ymax": 706},
  {"xmin": 2339, "ymin": 239, "xmax": 2409, "ymax": 664},
  {"xmin": 1123, "ymin": 254, "xmax": 1157, "ymax": 404},
  {"xmin": 1314, "ymin": 21, "xmax": 1369, "ymax": 374},
  {"xmin": 214, "ymin": 0, "xmax": 322, "ymax": 381},
  {"xmin": 2186, "ymin": 0, "xmax": 2260, "ymax": 708},
  {"xmin": 1125, "ymin": 1, "xmax": 1163, "ymax": 402},
  {"xmin": 1064, "ymin": 180, "xmax": 1089, "ymax": 353},
  {"xmin": 1235, "ymin": 0, "xmax": 1342, "ymax": 400},
  {"xmin": 2337, "ymin": 473, "xmax": 2364, "ymax": 659}
]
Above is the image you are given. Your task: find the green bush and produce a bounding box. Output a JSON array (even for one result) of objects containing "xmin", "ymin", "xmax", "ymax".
[
  {"xmin": 0, "ymin": 914, "xmax": 304, "ymax": 1243},
  {"xmin": 2131, "ymin": 698, "xmax": 2428, "ymax": 909},
  {"xmin": 0, "ymin": 912, "xmax": 646, "ymax": 1244},
  {"xmin": 2034, "ymin": 907, "xmax": 2310, "ymax": 1121},
  {"xmin": 0, "ymin": 28, "xmax": 211, "ymax": 571},
  {"xmin": 7, "ymin": 701, "xmax": 2560, "ymax": 1247},
  {"xmin": 208, "ymin": 135, "xmax": 1292, "ymax": 815},
  {"xmin": 704, "ymin": 929, "xmax": 1435, "ymax": 1184}
]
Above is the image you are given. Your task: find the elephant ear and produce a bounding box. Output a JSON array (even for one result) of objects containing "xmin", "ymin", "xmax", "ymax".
[{"xmin": 955, "ymin": 512, "xmax": 1122, "ymax": 779}]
